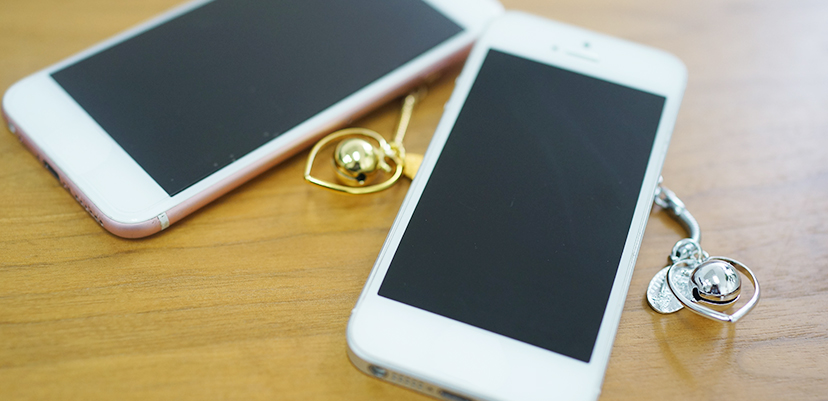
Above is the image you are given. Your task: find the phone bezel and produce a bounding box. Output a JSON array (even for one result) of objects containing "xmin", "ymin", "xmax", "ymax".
[
  {"xmin": 1, "ymin": 0, "xmax": 504, "ymax": 237},
  {"xmin": 347, "ymin": 11, "xmax": 687, "ymax": 401}
]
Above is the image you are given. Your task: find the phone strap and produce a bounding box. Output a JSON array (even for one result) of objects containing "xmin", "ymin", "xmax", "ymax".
[{"xmin": 646, "ymin": 177, "xmax": 760, "ymax": 322}]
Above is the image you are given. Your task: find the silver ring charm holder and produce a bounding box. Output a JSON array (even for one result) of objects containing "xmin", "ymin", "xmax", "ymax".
[{"xmin": 646, "ymin": 178, "xmax": 760, "ymax": 322}]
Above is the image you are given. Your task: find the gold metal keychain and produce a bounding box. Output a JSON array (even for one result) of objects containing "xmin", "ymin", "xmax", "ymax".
[{"xmin": 304, "ymin": 87, "xmax": 426, "ymax": 194}]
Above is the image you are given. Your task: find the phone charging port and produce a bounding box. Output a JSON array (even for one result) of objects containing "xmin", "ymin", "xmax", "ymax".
[
  {"xmin": 44, "ymin": 162, "xmax": 59, "ymax": 180},
  {"xmin": 440, "ymin": 390, "xmax": 473, "ymax": 401}
]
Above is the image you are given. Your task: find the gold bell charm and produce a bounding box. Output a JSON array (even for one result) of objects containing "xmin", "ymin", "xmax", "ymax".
[
  {"xmin": 304, "ymin": 87, "xmax": 425, "ymax": 194},
  {"xmin": 334, "ymin": 137, "xmax": 392, "ymax": 185}
]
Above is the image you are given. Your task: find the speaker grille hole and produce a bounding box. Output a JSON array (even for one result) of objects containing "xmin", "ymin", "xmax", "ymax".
[
  {"xmin": 370, "ymin": 366, "xmax": 472, "ymax": 399},
  {"xmin": 389, "ymin": 372, "xmax": 426, "ymax": 390}
]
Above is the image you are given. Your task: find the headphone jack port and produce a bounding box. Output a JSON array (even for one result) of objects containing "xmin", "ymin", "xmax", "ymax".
[{"xmin": 43, "ymin": 161, "xmax": 59, "ymax": 181}]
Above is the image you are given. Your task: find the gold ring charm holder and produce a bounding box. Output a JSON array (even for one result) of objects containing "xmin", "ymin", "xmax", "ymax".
[
  {"xmin": 304, "ymin": 88, "xmax": 426, "ymax": 194},
  {"xmin": 646, "ymin": 178, "xmax": 761, "ymax": 322}
]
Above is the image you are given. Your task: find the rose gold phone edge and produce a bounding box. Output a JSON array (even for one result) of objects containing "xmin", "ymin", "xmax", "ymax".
[{"xmin": 2, "ymin": 36, "xmax": 472, "ymax": 239}]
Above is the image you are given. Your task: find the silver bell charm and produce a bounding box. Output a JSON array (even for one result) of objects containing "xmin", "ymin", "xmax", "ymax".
[
  {"xmin": 691, "ymin": 259, "xmax": 741, "ymax": 305},
  {"xmin": 645, "ymin": 180, "xmax": 760, "ymax": 323}
]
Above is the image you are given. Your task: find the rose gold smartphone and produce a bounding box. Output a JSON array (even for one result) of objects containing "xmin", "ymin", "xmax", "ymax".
[{"xmin": 2, "ymin": 0, "xmax": 503, "ymax": 238}]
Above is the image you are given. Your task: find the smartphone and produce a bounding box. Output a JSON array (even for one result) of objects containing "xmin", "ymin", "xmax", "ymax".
[
  {"xmin": 347, "ymin": 12, "xmax": 687, "ymax": 401},
  {"xmin": 2, "ymin": 0, "xmax": 503, "ymax": 238}
]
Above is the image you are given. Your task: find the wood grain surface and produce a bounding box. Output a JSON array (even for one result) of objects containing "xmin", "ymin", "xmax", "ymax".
[{"xmin": 2, "ymin": 0, "xmax": 827, "ymax": 400}]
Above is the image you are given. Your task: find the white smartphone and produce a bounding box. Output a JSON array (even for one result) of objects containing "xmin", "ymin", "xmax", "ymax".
[
  {"xmin": 347, "ymin": 12, "xmax": 687, "ymax": 401},
  {"xmin": 2, "ymin": 0, "xmax": 503, "ymax": 238}
]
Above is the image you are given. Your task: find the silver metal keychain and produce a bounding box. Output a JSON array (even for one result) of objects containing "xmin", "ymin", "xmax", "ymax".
[{"xmin": 646, "ymin": 177, "xmax": 760, "ymax": 322}]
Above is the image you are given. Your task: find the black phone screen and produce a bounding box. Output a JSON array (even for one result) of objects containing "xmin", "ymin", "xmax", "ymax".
[
  {"xmin": 51, "ymin": 0, "xmax": 461, "ymax": 196},
  {"xmin": 378, "ymin": 50, "xmax": 666, "ymax": 363}
]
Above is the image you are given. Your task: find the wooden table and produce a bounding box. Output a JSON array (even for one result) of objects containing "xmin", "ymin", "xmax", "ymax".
[{"xmin": 2, "ymin": 0, "xmax": 827, "ymax": 400}]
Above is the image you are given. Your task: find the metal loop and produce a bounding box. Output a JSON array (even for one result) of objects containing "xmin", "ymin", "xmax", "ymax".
[
  {"xmin": 667, "ymin": 256, "xmax": 761, "ymax": 323},
  {"xmin": 669, "ymin": 238, "xmax": 708, "ymax": 265}
]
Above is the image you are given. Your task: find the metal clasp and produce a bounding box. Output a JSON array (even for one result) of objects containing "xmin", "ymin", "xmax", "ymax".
[{"xmin": 654, "ymin": 177, "xmax": 700, "ymax": 244}]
